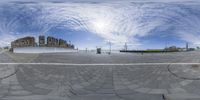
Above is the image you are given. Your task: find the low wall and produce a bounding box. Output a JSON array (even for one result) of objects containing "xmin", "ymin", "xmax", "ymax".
[{"xmin": 13, "ymin": 47, "xmax": 77, "ymax": 53}]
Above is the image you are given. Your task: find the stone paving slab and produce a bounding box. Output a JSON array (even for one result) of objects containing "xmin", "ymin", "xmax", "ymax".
[
  {"xmin": 164, "ymin": 93, "xmax": 200, "ymax": 100},
  {"xmin": 0, "ymin": 52, "xmax": 200, "ymax": 99}
]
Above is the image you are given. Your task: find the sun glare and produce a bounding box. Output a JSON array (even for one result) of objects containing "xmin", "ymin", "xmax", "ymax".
[
  {"xmin": 92, "ymin": 20, "xmax": 109, "ymax": 33},
  {"xmin": 95, "ymin": 20, "xmax": 106, "ymax": 30}
]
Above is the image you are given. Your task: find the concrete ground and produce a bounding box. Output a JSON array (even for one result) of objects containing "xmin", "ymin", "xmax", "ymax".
[{"xmin": 0, "ymin": 51, "xmax": 200, "ymax": 100}]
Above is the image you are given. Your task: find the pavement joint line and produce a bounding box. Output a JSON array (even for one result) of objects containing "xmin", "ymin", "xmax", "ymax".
[{"xmin": 0, "ymin": 63, "xmax": 199, "ymax": 66}]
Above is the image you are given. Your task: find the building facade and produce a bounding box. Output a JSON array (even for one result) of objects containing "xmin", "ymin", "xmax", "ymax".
[
  {"xmin": 11, "ymin": 37, "xmax": 36, "ymax": 48},
  {"xmin": 39, "ymin": 36, "xmax": 45, "ymax": 47},
  {"xmin": 11, "ymin": 36, "xmax": 74, "ymax": 49}
]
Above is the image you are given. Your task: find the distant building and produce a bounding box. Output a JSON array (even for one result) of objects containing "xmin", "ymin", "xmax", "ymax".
[
  {"xmin": 59, "ymin": 39, "xmax": 66, "ymax": 47},
  {"xmin": 11, "ymin": 36, "xmax": 75, "ymax": 49},
  {"xmin": 11, "ymin": 36, "xmax": 36, "ymax": 48},
  {"xmin": 55, "ymin": 38, "xmax": 59, "ymax": 47},
  {"xmin": 188, "ymin": 48, "xmax": 195, "ymax": 51},
  {"xmin": 47, "ymin": 36, "xmax": 53, "ymax": 47},
  {"xmin": 47, "ymin": 36, "xmax": 59, "ymax": 47},
  {"xmin": 164, "ymin": 46, "xmax": 179, "ymax": 52},
  {"xmin": 39, "ymin": 36, "xmax": 45, "ymax": 46}
]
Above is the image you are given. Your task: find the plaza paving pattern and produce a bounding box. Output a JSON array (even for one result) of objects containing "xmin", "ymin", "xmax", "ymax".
[{"xmin": 1, "ymin": 51, "xmax": 200, "ymax": 100}]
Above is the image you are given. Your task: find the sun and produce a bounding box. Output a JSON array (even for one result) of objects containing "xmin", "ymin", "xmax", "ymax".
[
  {"xmin": 94, "ymin": 20, "xmax": 106, "ymax": 30},
  {"xmin": 92, "ymin": 20, "xmax": 109, "ymax": 33}
]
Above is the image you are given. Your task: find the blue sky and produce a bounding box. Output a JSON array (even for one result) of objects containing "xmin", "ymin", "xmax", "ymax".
[{"xmin": 0, "ymin": 0, "xmax": 200, "ymax": 50}]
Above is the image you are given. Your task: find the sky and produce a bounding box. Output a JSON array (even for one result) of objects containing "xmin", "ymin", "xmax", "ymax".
[{"xmin": 0, "ymin": 0, "xmax": 200, "ymax": 50}]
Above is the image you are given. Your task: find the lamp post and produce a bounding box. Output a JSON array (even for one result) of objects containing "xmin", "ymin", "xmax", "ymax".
[
  {"xmin": 108, "ymin": 41, "xmax": 111, "ymax": 54},
  {"xmin": 125, "ymin": 42, "xmax": 128, "ymax": 51}
]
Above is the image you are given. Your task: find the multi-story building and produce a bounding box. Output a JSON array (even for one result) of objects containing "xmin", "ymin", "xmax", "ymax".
[
  {"xmin": 46, "ymin": 36, "xmax": 59, "ymax": 47},
  {"xmin": 55, "ymin": 38, "xmax": 59, "ymax": 47},
  {"xmin": 59, "ymin": 39, "xmax": 67, "ymax": 47},
  {"xmin": 11, "ymin": 37, "xmax": 36, "ymax": 48},
  {"xmin": 39, "ymin": 36, "xmax": 45, "ymax": 46},
  {"xmin": 47, "ymin": 36, "xmax": 52, "ymax": 47},
  {"xmin": 11, "ymin": 36, "xmax": 75, "ymax": 49}
]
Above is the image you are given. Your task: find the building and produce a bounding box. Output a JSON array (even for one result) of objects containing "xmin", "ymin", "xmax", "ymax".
[
  {"xmin": 11, "ymin": 37, "xmax": 36, "ymax": 48},
  {"xmin": 11, "ymin": 36, "xmax": 75, "ymax": 49},
  {"xmin": 47, "ymin": 36, "xmax": 53, "ymax": 47},
  {"xmin": 59, "ymin": 39, "xmax": 67, "ymax": 47},
  {"xmin": 39, "ymin": 36, "xmax": 45, "ymax": 46},
  {"xmin": 55, "ymin": 38, "xmax": 59, "ymax": 47}
]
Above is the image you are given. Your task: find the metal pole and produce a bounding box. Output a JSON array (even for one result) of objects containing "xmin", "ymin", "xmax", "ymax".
[
  {"xmin": 109, "ymin": 41, "xmax": 111, "ymax": 54},
  {"xmin": 125, "ymin": 42, "xmax": 127, "ymax": 51}
]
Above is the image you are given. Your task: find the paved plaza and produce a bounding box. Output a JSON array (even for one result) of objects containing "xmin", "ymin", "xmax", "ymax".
[{"xmin": 0, "ymin": 51, "xmax": 200, "ymax": 100}]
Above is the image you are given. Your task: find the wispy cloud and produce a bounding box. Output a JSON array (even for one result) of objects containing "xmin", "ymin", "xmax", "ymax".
[
  {"xmin": 0, "ymin": 0, "xmax": 200, "ymax": 48},
  {"xmin": 34, "ymin": 2, "xmax": 165, "ymax": 45},
  {"xmin": 37, "ymin": 1, "xmax": 200, "ymax": 46}
]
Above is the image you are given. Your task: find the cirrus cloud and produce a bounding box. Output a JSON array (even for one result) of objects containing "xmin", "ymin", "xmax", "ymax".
[{"xmin": 0, "ymin": 0, "xmax": 200, "ymax": 49}]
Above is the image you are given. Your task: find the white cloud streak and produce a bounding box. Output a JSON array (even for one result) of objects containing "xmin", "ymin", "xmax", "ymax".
[
  {"xmin": 0, "ymin": 0, "xmax": 200, "ymax": 48},
  {"xmin": 35, "ymin": 2, "xmax": 166, "ymax": 45}
]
